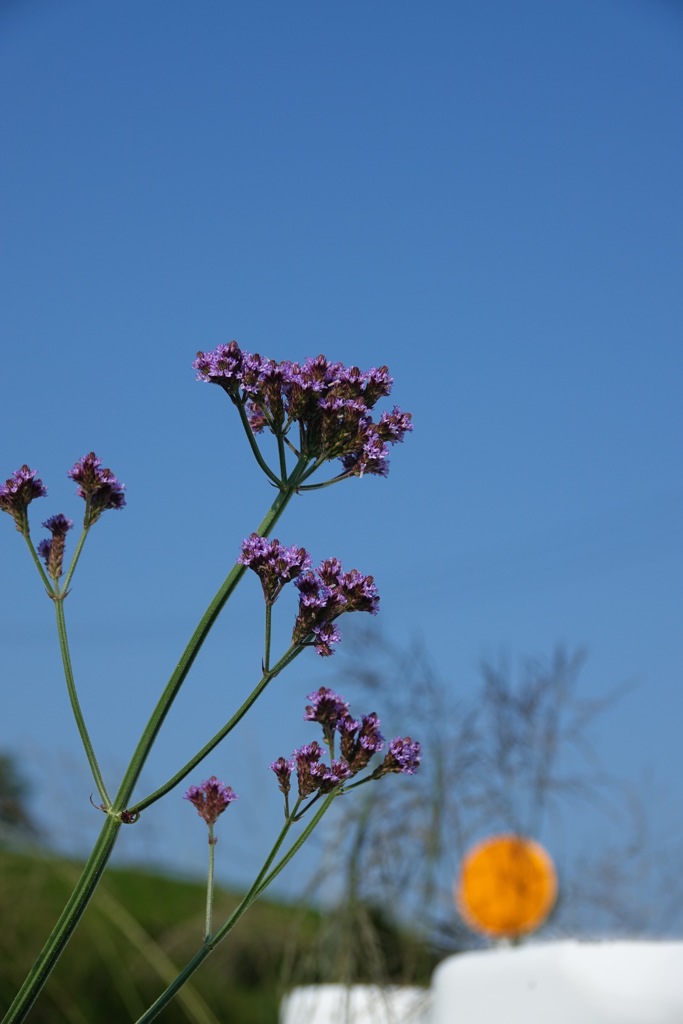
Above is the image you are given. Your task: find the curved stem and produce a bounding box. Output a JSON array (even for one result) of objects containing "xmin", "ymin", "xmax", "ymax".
[
  {"xmin": 1, "ymin": 815, "xmax": 122, "ymax": 1024},
  {"xmin": 54, "ymin": 599, "xmax": 111, "ymax": 807},
  {"xmin": 235, "ymin": 399, "xmax": 284, "ymax": 487},
  {"xmin": 2, "ymin": 481, "xmax": 302, "ymax": 1024},
  {"xmin": 61, "ymin": 526, "xmax": 90, "ymax": 593},
  {"xmin": 129, "ymin": 643, "xmax": 303, "ymax": 815},
  {"xmin": 134, "ymin": 793, "xmax": 337, "ymax": 1024},
  {"xmin": 22, "ymin": 533, "xmax": 55, "ymax": 595}
]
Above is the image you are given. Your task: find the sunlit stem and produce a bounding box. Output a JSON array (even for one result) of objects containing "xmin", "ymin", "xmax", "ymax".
[
  {"xmin": 21, "ymin": 533, "xmax": 55, "ymax": 595},
  {"xmin": 133, "ymin": 793, "xmax": 337, "ymax": 1024},
  {"xmin": 54, "ymin": 598, "xmax": 111, "ymax": 808},
  {"xmin": 1, "ymin": 476, "xmax": 306, "ymax": 1024},
  {"xmin": 263, "ymin": 602, "xmax": 273, "ymax": 672},
  {"xmin": 235, "ymin": 398, "xmax": 283, "ymax": 487},
  {"xmin": 128, "ymin": 642, "xmax": 304, "ymax": 816},
  {"xmin": 61, "ymin": 526, "xmax": 90, "ymax": 593},
  {"xmin": 205, "ymin": 826, "xmax": 217, "ymax": 941}
]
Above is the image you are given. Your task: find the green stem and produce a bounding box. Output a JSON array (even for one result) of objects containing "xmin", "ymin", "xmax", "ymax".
[
  {"xmin": 129, "ymin": 643, "xmax": 303, "ymax": 816},
  {"xmin": 1, "ymin": 815, "xmax": 122, "ymax": 1024},
  {"xmin": 2, "ymin": 481, "xmax": 302, "ymax": 1024},
  {"xmin": 61, "ymin": 526, "xmax": 90, "ymax": 593},
  {"xmin": 205, "ymin": 828, "xmax": 216, "ymax": 941},
  {"xmin": 264, "ymin": 602, "xmax": 273, "ymax": 672},
  {"xmin": 54, "ymin": 598, "xmax": 111, "ymax": 807},
  {"xmin": 134, "ymin": 794, "xmax": 337, "ymax": 1024},
  {"xmin": 235, "ymin": 399, "xmax": 284, "ymax": 487},
  {"xmin": 22, "ymin": 532, "xmax": 55, "ymax": 595}
]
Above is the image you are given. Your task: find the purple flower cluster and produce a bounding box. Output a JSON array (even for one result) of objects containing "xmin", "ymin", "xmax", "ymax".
[
  {"xmin": 238, "ymin": 534, "xmax": 311, "ymax": 603},
  {"xmin": 193, "ymin": 342, "xmax": 412, "ymax": 478},
  {"xmin": 271, "ymin": 688, "xmax": 421, "ymax": 804},
  {"xmin": 184, "ymin": 776, "xmax": 238, "ymax": 827},
  {"xmin": 37, "ymin": 514, "xmax": 74, "ymax": 580},
  {"xmin": 68, "ymin": 452, "xmax": 126, "ymax": 527},
  {"xmin": 293, "ymin": 558, "xmax": 379, "ymax": 655},
  {"xmin": 0, "ymin": 466, "xmax": 47, "ymax": 534}
]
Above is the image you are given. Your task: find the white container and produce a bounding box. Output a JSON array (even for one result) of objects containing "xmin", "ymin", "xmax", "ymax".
[
  {"xmin": 280, "ymin": 984, "xmax": 431, "ymax": 1024},
  {"xmin": 431, "ymin": 940, "xmax": 683, "ymax": 1024}
]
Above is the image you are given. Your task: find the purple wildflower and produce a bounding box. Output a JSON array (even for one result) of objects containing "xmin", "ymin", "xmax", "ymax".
[
  {"xmin": 238, "ymin": 534, "xmax": 311, "ymax": 603},
  {"xmin": 68, "ymin": 452, "xmax": 126, "ymax": 527},
  {"xmin": 193, "ymin": 342, "xmax": 412, "ymax": 480},
  {"xmin": 292, "ymin": 560, "xmax": 379, "ymax": 656},
  {"xmin": 310, "ymin": 757, "xmax": 354, "ymax": 793},
  {"xmin": 338, "ymin": 712, "xmax": 385, "ymax": 772},
  {"xmin": 270, "ymin": 756, "xmax": 295, "ymax": 797},
  {"xmin": 184, "ymin": 776, "xmax": 238, "ymax": 827},
  {"xmin": 304, "ymin": 688, "xmax": 350, "ymax": 739},
  {"xmin": 376, "ymin": 736, "xmax": 422, "ymax": 777},
  {"xmin": 311, "ymin": 622, "xmax": 342, "ymax": 656},
  {"xmin": 37, "ymin": 513, "xmax": 74, "ymax": 580},
  {"xmin": 0, "ymin": 466, "xmax": 47, "ymax": 534},
  {"xmin": 294, "ymin": 741, "xmax": 324, "ymax": 798}
]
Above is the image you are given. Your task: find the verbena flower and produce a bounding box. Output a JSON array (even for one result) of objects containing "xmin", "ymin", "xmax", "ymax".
[
  {"xmin": 339, "ymin": 712, "xmax": 385, "ymax": 772},
  {"xmin": 376, "ymin": 736, "xmax": 422, "ymax": 776},
  {"xmin": 292, "ymin": 560, "xmax": 379, "ymax": 655},
  {"xmin": 238, "ymin": 534, "xmax": 311, "ymax": 603},
  {"xmin": 37, "ymin": 514, "xmax": 74, "ymax": 580},
  {"xmin": 269, "ymin": 756, "xmax": 295, "ymax": 797},
  {"xmin": 0, "ymin": 466, "xmax": 47, "ymax": 534},
  {"xmin": 303, "ymin": 687, "xmax": 350, "ymax": 731},
  {"xmin": 68, "ymin": 452, "xmax": 126, "ymax": 527},
  {"xmin": 193, "ymin": 341, "xmax": 412, "ymax": 479},
  {"xmin": 184, "ymin": 776, "xmax": 238, "ymax": 826}
]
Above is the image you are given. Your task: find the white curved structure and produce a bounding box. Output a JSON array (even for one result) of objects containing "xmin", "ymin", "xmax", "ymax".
[
  {"xmin": 280, "ymin": 984, "xmax": 431, "ymax": 1024},
  {"xmin": 431, "ymin": 940, "xmax": 683, "ymax": 1024}
]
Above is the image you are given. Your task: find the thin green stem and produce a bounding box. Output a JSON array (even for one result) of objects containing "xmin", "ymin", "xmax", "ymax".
[
  {"xmin": 263, "ymin": 602, "xmax": 273, "ymax": 671},
  {"xmin": 2, "ymin": 480, "xmax": 304, "ymax": 1024},
  {"xmin": 129, "ymin": 642, "xmax": 303, "ymax": 815},
  {"xmin": 1, "ymin": 815, "xmax": 122, "ymax": 1024},
  {"xmin": 22, "ymin": 533, "xmax": 55, "ymax": 595},
  {"xmin": 134, "ymin": 793, "xmax": 337, "ymax": 1024},
  {"xmin": 54, "ymin": 599, "xmax": 111, "ymax": 807},
  {"xmin": 205, "ymin": 828, "xmax": 216, "ymax": 941},
  {"xmin": 61, "ymin": 526, "xmax": 90, "ymax": 593},
  {"xmin": 235, "ymin": 399, "xmax": 284, "ymax": 487}
]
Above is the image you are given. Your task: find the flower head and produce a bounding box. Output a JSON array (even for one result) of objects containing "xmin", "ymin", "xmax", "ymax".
[
  {"xmin": 37, "ymin": 514, "xmax": 74, "ymax": 580},
  {"xmin": 293, "ymin": 560, "xmax": 379, "ymax": 655},
  {"xmin": 377, "ymin": 736, "xmax": 422, "ymax": 777},
  {"xmin": 304, "ymin": 687, "xmax": 350, "ymax": 731},
  {"xmin": 270, "ymin": 756, "xmax": 295, "ymax": 797},
  {"xmin": 193, "ymin": 341, "xmax": 412, "ymax": 481},
  {"xmin": 0, "ymin": 466, "xmax": 47, "ymax": 534},
  {"xmin": 68, "ymin": 452, "xmax": 125, "ymax": 527},
  {"xmin": 184, "ymin": 776, "xmax": 238, "ymax": 826},
  {"xmin": 238, "ymin": 534, "xmax": 311, "ymax": 603}
]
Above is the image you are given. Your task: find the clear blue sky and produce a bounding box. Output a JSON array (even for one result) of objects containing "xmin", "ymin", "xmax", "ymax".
[{"xmin": 1, "ymin": 0, "xmax": 682, "ymax": 912}]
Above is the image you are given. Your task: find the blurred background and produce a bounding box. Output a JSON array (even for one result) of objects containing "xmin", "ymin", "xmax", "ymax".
[{"xmin": 1, "ymin": 0, "xmax": 682, "ymax": 1019}]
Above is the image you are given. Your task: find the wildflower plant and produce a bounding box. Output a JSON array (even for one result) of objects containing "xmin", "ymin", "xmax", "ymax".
[{"xmin": 1, "ymin": 341, "xmax": 417, "ymax": 1024}]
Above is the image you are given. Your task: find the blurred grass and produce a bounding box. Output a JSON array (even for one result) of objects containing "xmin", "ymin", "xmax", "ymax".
[{"xmin": 0, "ymin": 848, "xmax": 435, "ymax": 1023}]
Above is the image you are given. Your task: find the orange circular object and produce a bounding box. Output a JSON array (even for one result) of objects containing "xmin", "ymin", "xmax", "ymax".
[{"xmin": 456, "ymin": 834, "xmax": 557, "ymax": 938}]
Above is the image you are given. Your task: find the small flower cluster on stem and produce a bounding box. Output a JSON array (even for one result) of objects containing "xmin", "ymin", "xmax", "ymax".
[
  {"xmin": 68, "ymin": 452, "xmax": 126, "ymax": 528},
  {"xmin": 0, "ymin": 466, "xmax": 47, "ymax": 535},
  {"xmin": 271, "ymin": 687, "xmax": 421, "ymax": 817},
  {"xmin": 184, "ymin": 777, "xmax": 237, "ymax": 942},
  {"xmin": 193, "ymin": 341, "xmax": 412, "ymax": 485},
  {"xmin": 293, "ymin": 559, "xmax": 379, "ymax": 655},
  {"xmin": 1, "ymin": 453, "xmax": 125, "ymax": 593}
]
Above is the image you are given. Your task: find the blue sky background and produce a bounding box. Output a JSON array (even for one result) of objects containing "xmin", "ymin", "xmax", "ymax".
[{"xmin": 1, "ymin": 0, "xmax": 682, "ymax": 926}]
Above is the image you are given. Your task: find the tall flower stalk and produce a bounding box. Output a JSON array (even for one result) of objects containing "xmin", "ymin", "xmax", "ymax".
[{"xmin": 1, "ymin": 341, "xmax": 415, "ymax": 1023}]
